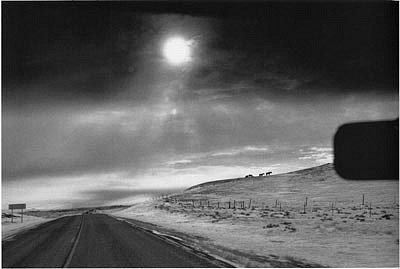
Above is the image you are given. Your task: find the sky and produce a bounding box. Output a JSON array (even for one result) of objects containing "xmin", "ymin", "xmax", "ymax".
[{"xmin": 2, "ymin": 2, "xmax": 398, "ymax": 209}]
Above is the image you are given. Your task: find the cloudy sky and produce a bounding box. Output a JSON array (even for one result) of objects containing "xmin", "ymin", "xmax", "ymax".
[{"xmin": 2, "ymin": 2, "xmax": 398, "ymax": 209}]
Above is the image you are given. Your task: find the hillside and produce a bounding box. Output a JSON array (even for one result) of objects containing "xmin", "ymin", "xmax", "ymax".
[
  {"xmin": 181, "ymin": 163, "xmax": 396, "ymax": 209},
  {"xmin": 186, "ymin": 163, "xmax": 334, "ymax": 191},
  {"xmin": 112, "ymin": 163, "xmax": 399, "ymax": 267}
]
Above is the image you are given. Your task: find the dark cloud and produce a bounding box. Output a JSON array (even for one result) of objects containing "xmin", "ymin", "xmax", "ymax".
[
  {"xmin": 3, "ymin": 2, "xmax": 398, "ymax": 108},
  {"xmin": 2, "ymin": 3, "xmax": 154, "ymax": 107},
  {"xmin": 184, "ymin": 2, "xmax": 398, "ymax": 98}
]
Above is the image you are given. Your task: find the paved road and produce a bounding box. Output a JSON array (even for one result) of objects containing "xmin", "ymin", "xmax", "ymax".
[{"xmin": 2, "ymin": 213, "xmax": 222, "ymax": 268}]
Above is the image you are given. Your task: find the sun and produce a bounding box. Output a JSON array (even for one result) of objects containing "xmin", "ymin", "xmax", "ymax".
[{"xmin": 163, "ymin": 36, "xmax": 192, "ymax": 65}]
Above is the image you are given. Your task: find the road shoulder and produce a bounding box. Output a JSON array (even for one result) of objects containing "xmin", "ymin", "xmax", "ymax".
[{"xmin": 107, "ymin": 214, "xmax": 237, "ymax": 268}]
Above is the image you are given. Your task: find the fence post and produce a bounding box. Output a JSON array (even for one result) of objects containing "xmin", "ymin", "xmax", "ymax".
[
  {"xmin": 369, "ymin": 202, "xmax": 372, "ymax": 217},
  {"xmin": 362, "ymin": 194, "xmax": 365, "ymax": 206},
  {"xmin": 233, "ymin": 200, "xmax": 236, "ymax": 209},
  {"xmin": 249, "ymin": 199, "xmax": 252, "ymax": 209}
]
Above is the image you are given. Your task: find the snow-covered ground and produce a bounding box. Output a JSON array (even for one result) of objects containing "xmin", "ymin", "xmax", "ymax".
[
  {"xmin": 112, "ymin": 164, "xmax": 399, "ymax": 267},
  {"xmin": 2, "ymin": 213, "xmax": 53, "ymax": 240}
]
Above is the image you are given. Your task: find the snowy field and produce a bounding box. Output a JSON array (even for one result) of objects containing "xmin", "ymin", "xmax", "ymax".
[
  {"xmin": 2, "ymin": 213, "xmax": 53, "ymax": 240},
  {"xmin": 112, "ymin": 164, "xmax": 399, "ymax": 267}
]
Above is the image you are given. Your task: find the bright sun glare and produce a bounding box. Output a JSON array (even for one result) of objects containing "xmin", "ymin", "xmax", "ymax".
[{"xmin": 163, "ymin": 36, "xmax": 191, "ymax": 65}]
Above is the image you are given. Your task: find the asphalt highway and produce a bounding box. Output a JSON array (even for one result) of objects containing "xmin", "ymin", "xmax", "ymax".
[{"xmin": 2, "ymin": 213, "xmax": 222, "ymax": 268}]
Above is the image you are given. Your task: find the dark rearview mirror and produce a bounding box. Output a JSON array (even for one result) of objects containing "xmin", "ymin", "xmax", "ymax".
[{"xmin": 334, "ymin": 118, "xmax": 399, "ymax": 180}]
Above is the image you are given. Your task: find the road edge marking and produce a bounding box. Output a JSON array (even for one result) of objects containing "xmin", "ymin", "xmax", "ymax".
[{"xmin": 63, "ymin": 214, "xmax": 85, "ymax": 268}]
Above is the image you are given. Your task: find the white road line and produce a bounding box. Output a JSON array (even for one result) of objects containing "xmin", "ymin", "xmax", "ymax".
[{"xmin": 63, "ymin": 214, "xmax": 85, "ymax": 268}]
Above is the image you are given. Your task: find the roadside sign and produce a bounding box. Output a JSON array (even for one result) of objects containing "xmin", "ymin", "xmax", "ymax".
[
  {"xmin": 9, "ymin": 204, "xmax": 26, "ymax": 210},
  {"xmin": 9, "ymin": 203, "xmax": 26, "ymax": 223}
]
